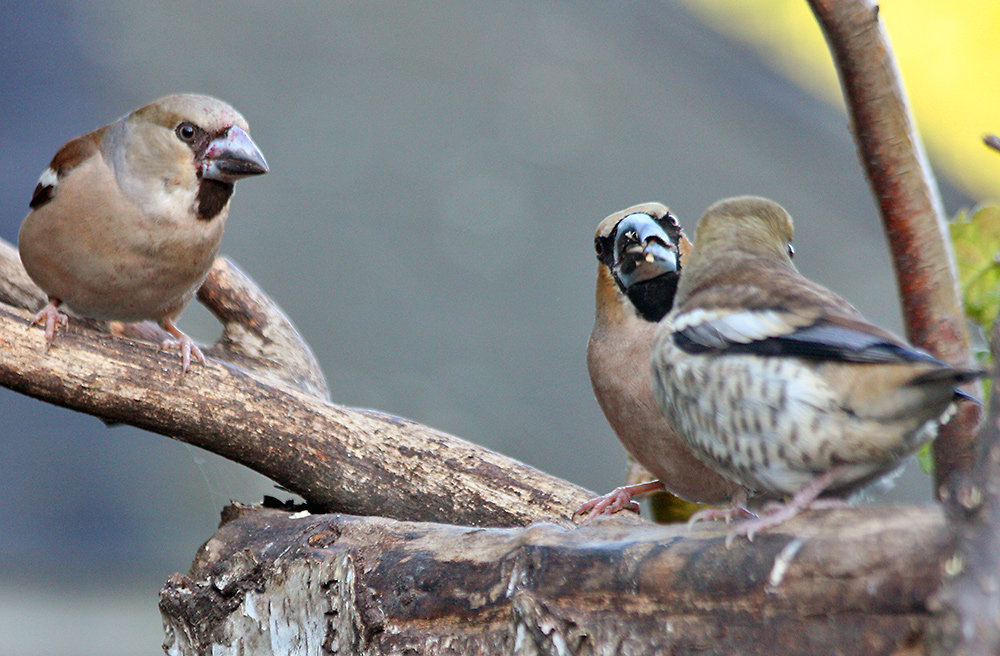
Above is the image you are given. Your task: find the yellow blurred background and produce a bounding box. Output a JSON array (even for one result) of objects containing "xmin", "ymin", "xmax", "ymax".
[{"xmin": 679, "ymin": 0, "xmax": 1000, "ymax": 203}]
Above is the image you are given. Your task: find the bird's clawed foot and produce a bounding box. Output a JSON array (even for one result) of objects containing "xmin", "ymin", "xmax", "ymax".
[
  {"xmin": 30, "ymin": 298, "xmax": 69, "ymax": 352},
  {"xmin": 686, "ymin": 487, "xmax": 755, "ymax": 530},
  {"xmin": 159, "ymin": 318, "xmax": 206, "ymax": 374},
  {"xmin": 686, "ymin": 504, "xmax": 756, "ymax": 529},
  {"xmin": 722, "ymin": 470, "xmax": 846, "ymax": 547},
  {"xmin": 575, "ymin": 480, "xmax": 666, "ymax": 521}
]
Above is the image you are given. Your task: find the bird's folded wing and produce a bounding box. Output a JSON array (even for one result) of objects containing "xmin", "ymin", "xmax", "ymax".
[{"xmin": 672, "ymin": 308, "xmax": 941, "ymax": 365}]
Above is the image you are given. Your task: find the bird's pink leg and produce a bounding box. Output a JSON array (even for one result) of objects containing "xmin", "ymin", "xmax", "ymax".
[
  {"xmin": 159, "ymin": 318, "xmax": 206, "ymax": 373},
  {"xmin": 686, "ymin": 488, "xmax": 756, "ymax": 528},
  {"xmin": 726, "ymin": 469, "xmax": 847, "ymax": 546},
  {"xmin": 575, "ymin": 480, "xmax": 666, "ymax": 521},
  {"xmin": 30, "ymin": 298, "xmax": 69, "ymax": 352}
]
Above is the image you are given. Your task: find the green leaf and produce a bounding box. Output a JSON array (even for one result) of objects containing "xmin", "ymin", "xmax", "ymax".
[
  {"xmin": 915, "ymin": 205, "xmax": 1000, "ymax": 478},
  {"xmin": 917, "ymin": 442, "xmax": 934, "ymax": 476},
  {"xmin": 949, "ymin": 205, "xmax": 1000, "ymax": 332}
]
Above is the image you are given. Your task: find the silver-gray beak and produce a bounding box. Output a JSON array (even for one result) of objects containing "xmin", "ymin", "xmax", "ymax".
[
  {"xmin": 613, "ymin": 212, "xmax": 678, "ymax": 289},
  {"xmin": 202, "ymin": 125, "xmax": 268, "ymax": 182}
]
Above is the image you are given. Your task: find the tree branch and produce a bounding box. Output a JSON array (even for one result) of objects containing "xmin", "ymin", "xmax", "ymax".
[
  {"xmin": 0, "ymin": 238, "xmax": 46, "ymax": 311},
  {"xmin": 0, "ymin": 237, "xmax": 590, "ymax": 528},
  {"xmin": 807, "ymin": 0, "xmax": 982, "ymax": 491},
  {"xmin": 2, "ymin": 5, "xmax": 990, "ymax": 651},
  {"xmin": 161, "ymin": 503, "xmax": 948, "ymax": 655},
  {"xmin": 197, "ymin": 258, "xmax": 330, "ymax": 401}
]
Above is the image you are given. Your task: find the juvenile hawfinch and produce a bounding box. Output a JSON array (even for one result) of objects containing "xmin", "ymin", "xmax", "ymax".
[
  {"xmin": 18, "ymin": 94, "xmax": 268, "ymax": 371},
  {"xmin": 578, "ymin": 203, "xmax": 743, "ymax": 520},
  {"xmin": 651, "ymin": 196, "xmax": 983, "ymax": 540}
]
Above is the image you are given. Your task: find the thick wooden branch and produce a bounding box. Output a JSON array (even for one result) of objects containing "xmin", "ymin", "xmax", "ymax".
[
  {"xmin": 160, "ymin": 503, "xmax": 948, "ymax": 655},
  {"xmin": 0, "ymin": 238, "xmax": 590, "ymax": 528},
  {"xmin": 807, "ymin": 0, "xmax": 981, "ymax": 490},
  {"xmin": 3, "ymin": 7, "xmax": 988, "ymax": 652},
  {"xmin": 1, "ymin": 236, "xmax": 330, "ymax": 401}
]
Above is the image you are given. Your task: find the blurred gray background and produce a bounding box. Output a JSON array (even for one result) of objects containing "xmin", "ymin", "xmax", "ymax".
[{"xmin": 0, "ymin": 1, "xmax": 971, "ymax": 654}]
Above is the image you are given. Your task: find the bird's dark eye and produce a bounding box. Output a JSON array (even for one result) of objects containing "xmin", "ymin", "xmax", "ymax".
[
  {"xmin": 594, "ymin": 237, "xmax": 605, "ymax": 257},
  {"xmin": 788, "ymin": 243, "xmax": 795, "ymax": 258},
  {"xmin": 175, "ymin": 122, "xmax": 198, "ymax": 143}
]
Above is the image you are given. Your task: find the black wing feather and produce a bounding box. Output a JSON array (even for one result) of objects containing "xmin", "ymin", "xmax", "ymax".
[{"xmin": 674, "ymin": 319, "xmax": 942, "ymax": 365}]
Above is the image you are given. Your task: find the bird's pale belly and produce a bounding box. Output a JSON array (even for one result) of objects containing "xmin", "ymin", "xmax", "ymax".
[
  {"xmin": 655, "ymin": 350, "xmax": 936, "ymax": 497},
  {"xmin": 23, "ymin": 230, "xmax": 218, "ymax": 323}
]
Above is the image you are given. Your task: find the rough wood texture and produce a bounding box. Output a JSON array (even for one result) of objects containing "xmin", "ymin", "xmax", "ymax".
[
  {"xmin": 807, "ymin": 0, "xmax": 981, "ymax": 491},
  {"xmin": 0, "ymin": 239, "xmax": 591, "ymax": 527},
  {"xmin": 160, "ymin": 503, "xmax": 947, "ymax": 656},
  {"xmin": 1, "ymin": 3, "xmax": 991, "ymax": 652}
]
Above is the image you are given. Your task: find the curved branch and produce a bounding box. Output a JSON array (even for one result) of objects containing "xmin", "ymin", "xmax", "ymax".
[
  {"xmin": 0, "ymin": 239, "xmax": 45, "ymax": 311},
  {"xmin": 198, "ymin": 258, "xmax": 330, "ymax": 401},
  {"xmin": 0, "ymin": 238, "xmax": 590, "ymax": 527},
  {"xmin": 807, "ymin": 0, "xmax": 981, "ymax": 490},
  {"xmin": 0, "ymin": 237, "xmax": 329, "ymax": 400}
]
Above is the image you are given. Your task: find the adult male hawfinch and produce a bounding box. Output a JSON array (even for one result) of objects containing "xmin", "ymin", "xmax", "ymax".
[{"xmin": 579, "ymin": 203, "xmax": 743, "ymax": 520}]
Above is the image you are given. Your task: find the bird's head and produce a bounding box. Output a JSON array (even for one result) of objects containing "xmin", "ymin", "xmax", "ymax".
[
  {"xmin": 113, "ymin": 94, "xmax": 269, "ymax": 220},
  {"xmin": 594, "ymin": 202, "xmax": 689, "ymax": 322},
  {"xmin": 691, "ymin": 196, "xmax": 795, "ymax": 264}
]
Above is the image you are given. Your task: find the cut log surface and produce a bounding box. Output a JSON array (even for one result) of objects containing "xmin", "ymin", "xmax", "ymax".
[{"xmin": 161, "ymin": 503, "xmax": 948, "ymax": 656}]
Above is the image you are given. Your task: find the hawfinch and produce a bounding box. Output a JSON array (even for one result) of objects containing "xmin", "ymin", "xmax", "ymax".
[
  {"xmin": 18, "ymin": 94, "xmax": 268, "ymax": 371},
  {"xmin": 578, "ymin": 203, "xmax": 743, "ymax": 520},
  {"xmin": 651, "ymin": 196, "xmax": 982, "ymax": 539}
]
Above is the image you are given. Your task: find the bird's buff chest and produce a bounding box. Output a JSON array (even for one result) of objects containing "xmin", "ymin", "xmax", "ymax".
[{"xmin": 19, "ymin": 155, "xmax": 228, "ymax": 322}]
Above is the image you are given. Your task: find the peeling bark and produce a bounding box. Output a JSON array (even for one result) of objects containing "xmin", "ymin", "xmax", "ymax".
[
  {"xmin": 161, "ymin": 503, "xmax": 947, "ymax": 656},
  {"xmin": 0, "ymin": 2, "xmax": 992, "ymax": 652}
]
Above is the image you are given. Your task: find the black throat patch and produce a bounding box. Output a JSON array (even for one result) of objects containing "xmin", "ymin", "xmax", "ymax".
[
  {"xmin": 626, "ymin": 273, "xmax": 679, "ymax": 323},
  {"xmin": 196, "ymin": 178, "xmax": 234, "ymax": 220}
]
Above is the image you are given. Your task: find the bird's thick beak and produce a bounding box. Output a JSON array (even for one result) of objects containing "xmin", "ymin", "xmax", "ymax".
[
  {"xmin": 613, "ymin": 213, "xmax": 678, "ymax": 289},
  {"xmin": 202, "ymin": 126, "xmax": 269, "ymax": 182}
]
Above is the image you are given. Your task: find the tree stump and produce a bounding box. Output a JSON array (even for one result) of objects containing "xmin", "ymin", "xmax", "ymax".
[{"xmin": 160, "ymin": 503, "xmax": 947, "ymax": 655}]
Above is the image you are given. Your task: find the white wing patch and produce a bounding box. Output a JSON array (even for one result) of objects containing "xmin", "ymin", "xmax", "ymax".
[
  {"xmin": 36, "ymin": 167, "xmax": 58, "ymax": 189},
  {"xmin": 672, "ymin": 307, "xmax": 728, "ymax": 332},
  {"xmin": 674, "ymin": 308, "xmax": 801, "ymax": 346}
]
